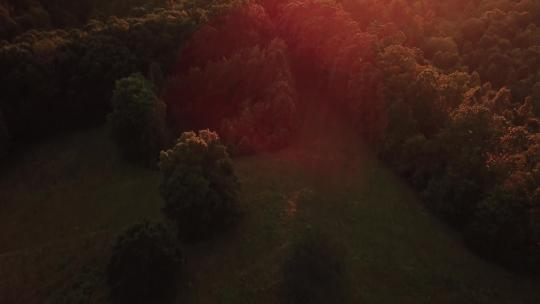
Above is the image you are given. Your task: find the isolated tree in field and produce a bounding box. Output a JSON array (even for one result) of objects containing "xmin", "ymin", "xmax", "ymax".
[
  {"xmin": 107, "ymin": 221, "xmax": 182, "ymax": 304},
  {"xmin": 159, "ymin": 130, "xmax": 240, "ymax": 241},
  {"xmin": 282, "ymin": 232, "xmax": 347, "ymax": 304},
  {"xmin": 109, "ymin": 73, "xmax": 167, "ymax": 165}
]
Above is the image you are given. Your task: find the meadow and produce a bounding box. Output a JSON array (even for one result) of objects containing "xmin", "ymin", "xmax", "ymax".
[{"xmin": 0, "ymin": 126, "xmax": 538, "ymax": 303}]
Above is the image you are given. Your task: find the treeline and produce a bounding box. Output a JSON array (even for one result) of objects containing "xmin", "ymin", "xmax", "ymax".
[
  {"xmin": 0, "ymin": 1, "xmax": 240, "ymax": 157},
  {"xmin": 341, "ymin": 0, "xmax": 540, "ymax": 114},
  {"xmin": 0, "ymin": 0, "xmax": 176, "ymax": 40},
  {"xmin": 337, "ymin": 0, "xmax": 540, "ymax": 271},
  {"xmin": 159, "ymin": 0, "xmax": 540, "ymax": 272},
  {"xmin": 1, "ymin": 0, "xmax": 539, "ymax": 274}
]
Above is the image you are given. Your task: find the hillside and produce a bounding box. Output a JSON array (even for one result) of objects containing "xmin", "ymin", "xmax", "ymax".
[
  {"xmin": 1, "ymin": 0, "xmax": 540, "ymax": 302},
  {"xmin": 0, "ymin": 126, "xmax": 538, "ymax": 303}
]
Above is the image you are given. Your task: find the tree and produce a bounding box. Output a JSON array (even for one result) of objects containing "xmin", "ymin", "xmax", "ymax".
[
  {"xmin": 0, "ymin": 41, "xmax": 55, "ymax": 138},
  {"xmin": 469, "ymin": 126, "xmax": 540, "ymax": 271},
  {"xmin": 107, "ymin": 221, "xmax": 182, "ymax": 304},
  {"xmin": 282, "ymin": 232, "xmax": 346, "ymax": 304},
  {"xmin": 176, "ymin": 2, "xmax": 274, "ymax": 72},
  {"xmin": 55, "ymin": 33, "xmax": 140, "ymax": 118},
  {"xmin": 109, "ymin": 73, "xmax": 167, "ymax": 165},
  {"xmin": 165, "ymin": 39, "xmax": 298, "ymax": 154},
  {"xmin": 423, "ymin": 101, "xmax": 503, "ymax": 223},
  {"xmin": 159, "ymin": 130, "xmax": 240, "ymax": 241}
]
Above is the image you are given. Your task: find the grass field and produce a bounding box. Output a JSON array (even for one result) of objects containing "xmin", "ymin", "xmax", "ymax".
[{"xmin": 0, "ymin": 126, "xmax": 539, "ymax": 303}]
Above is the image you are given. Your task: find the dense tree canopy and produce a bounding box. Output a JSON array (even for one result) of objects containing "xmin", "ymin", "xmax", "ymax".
[
  {"xmin": 1, "ymin": 0, "xmax": 539, "ymax": 273},
  {"xmin": 165, "ymin": 38, "xmax": 297, "ymax": 154},
  {"xmin": 107, "ymin": 221, "xmax": 182, "ymax": 304},
  {"xmin": 109, "ymin": 73, "xmax": 167, "ymax": 165},
  {"xmin": 0, "ymin": 2, "xmax": 201, "ymax": 148},
  {"xmin": 159, "ymin": 130, "xmax": 240, "ymax": 241}
]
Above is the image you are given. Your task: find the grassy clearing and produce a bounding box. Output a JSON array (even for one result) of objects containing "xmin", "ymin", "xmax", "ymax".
[{"xmin": 0, "ymin": 126, "xmax": 538, "ymax": 303}]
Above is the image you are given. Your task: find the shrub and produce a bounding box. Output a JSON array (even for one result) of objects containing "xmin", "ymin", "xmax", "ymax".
[
  {"xmin": 109, "ymin": 73, "xmax": 167, "ymax": 165},
  {"xmin": 282, "ymin": 233, "xmax": 347, "ymax": 304},
  {"xmin": 467, "ymin": 188, "xmax": 533, "ymax": 271},
  {"xmin": 107, "ymin": 221, "xmax": 182, "ymax": 304},
  {"xmin": 159, "ymin": 130, "xmax": 240, "ymax": 241}
]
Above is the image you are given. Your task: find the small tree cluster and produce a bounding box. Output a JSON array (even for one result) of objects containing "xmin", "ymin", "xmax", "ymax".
[
  {"xmin": 107, "ymin": 130, "xmax": 241, "ymax": 303},
  {"xmin": 109, "ymin": 73, "xmax": 167, "ymax": 165},
  {"xmin": 159, "ymin": 130, "xmax": 240, "ymax": 241},
  {"xmin": 107, "ymin": 221, "xmax": 182, "ymax": 304}
]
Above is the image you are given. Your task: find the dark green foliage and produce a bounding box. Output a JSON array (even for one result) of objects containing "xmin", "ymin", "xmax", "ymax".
[
  {"xmin": 109, "ymin": 73, "xmax": 167, "ymax": 165},
  {"xmin": 159, "ymin": 130, "xmax": 240, "ymax": 242},
  {"xmin": 422, "ymin": 102, "xmax": 502, "ymax": 221},
  {"xmin": 0, "ymin": 0, "xmax": 173, "ymax": 39},
  {"xmin": 282, "ymin": 233, "xmax": 346, "ymax": 304},
  {"xmin": 0, "ymin": 5, "xmax": 198, "ymax": 147},
  {"xmin": 107, "ymin": 221, "xmax": 182, "ymax": 304},
  {"xmin": 467, "ymin": 126, "xmax": 540, "ymax": 271},
  {"xmin": 55, "ymin": 34, "xmax": 141, "ymax": 119},
  {"xmin": 0, "ymin": 41, "xmax": 55, "ymax": 138},
  {"xmin": 467, "ymin": 188, "xmax": 533, "ymax": 271},
  {"xmin": 1, "ymin": 0, "xmax": 539, "ymax": 276},
  {"xmin": 166, "ymin": 37, "xmax": 297, "ymax": 154}
]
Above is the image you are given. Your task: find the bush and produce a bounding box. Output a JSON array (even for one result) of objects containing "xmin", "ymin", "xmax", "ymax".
[
  {"xmin": 109, "ymin": 73, "xmax": 167, "ymax": 165},
  {"xmin": 107, "ymin": 221, "xmax": 182, "ymax": 304},
  {"xmin": 282, "ymin": 233, "xmax": 346, "ymax": 304},
  {"xmin": 467, "ymin": 189, "xmax": 533, "ymax": 271},
  {"xmin": 159, "ymin": 130, "xmax": 240, "ymax": 242}
]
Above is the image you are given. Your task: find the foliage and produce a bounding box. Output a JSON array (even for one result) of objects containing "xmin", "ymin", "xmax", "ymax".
[
  {"xmin": 107, "ymin": 221, "xmax": 182, "ymax": 304},
  {"xmin": 166, "ymin": 39, "xmax": 297, "ymax": 154},
  {"xmin": 55, "ymin": 33, "xmax": 141, "ymax": 118},
  {"xmin": 159, "ymin": 130, "xmax": 240, "ymax": 241},
  {"xmin": 0, "ymin": 40, "xmax": 55, "ymax": 138},
  {"xmin": 282, "ymin": 233, "xmax": 346, "ymax": 304},
  {"xmin": 109, "ymin": 73, "xmax": 167, "ymax": 165},
  {"xmin": 176, "ymin": 2, "xmax": 275, "ymax": 71},
  {"xmin": 161, "ymin": 0, "xmax": 540, "ymax": 271},
  {"xmin": 0, "ymin": 0, "xmax": 177, "ymax": 40},
  {"xmin": 0, "ymin": 4, "xmax": 199, "ymax": 145},
  {"xmin": 469, "ymin": 125, "xmax": 540, "ymax": 271},
  {"xmin": 2, "ymin": 0, "xmax": 540, "ymax": 274}
]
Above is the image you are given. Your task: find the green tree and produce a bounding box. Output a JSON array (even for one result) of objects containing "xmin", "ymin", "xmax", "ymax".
[
  {"xmin": 159, "ymin": 130, "xmax": 240, "ymax": 241},
  {"xmin": 107, "ymin": 221, "xmax": 182, "ymax": 304},
  {"xmin": 282, "ymin": 232, "xmax": 346, "ymax": 304},
  {"xmin": 109, "ymin": 73, "xmax": 167, "ymax": 165},
  {"xmin": 56, "ymin": 33, "xmax": 140, "ymax": 117}
]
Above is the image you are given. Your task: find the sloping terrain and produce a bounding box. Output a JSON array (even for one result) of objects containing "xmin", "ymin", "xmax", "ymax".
[{"xmin": 0, "ymin": 126, "xmax": 539, "ymax": 303}]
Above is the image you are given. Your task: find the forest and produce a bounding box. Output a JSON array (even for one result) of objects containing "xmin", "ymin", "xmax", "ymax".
[{"xmin": 1, "ymin": 0, "xmax": 540, "ymax": 303}]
